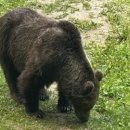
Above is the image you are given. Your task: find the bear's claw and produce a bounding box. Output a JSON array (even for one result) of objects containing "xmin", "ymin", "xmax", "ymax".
[
  {"xmin": 39, "ymin": 94, "xmax": 49, "ymax": 101},
  {"xmin": 57, "ymin": 103, "xmax": 73, "ymax": 112}
]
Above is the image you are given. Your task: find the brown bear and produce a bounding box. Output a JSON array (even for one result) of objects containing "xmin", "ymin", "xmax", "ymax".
[{"xmin": 0, "ymin": 8, "xmax": 103, "ymax": 122}]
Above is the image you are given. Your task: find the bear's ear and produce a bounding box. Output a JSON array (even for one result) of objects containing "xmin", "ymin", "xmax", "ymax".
[
  {"xmin": 95, "ymin": 70, "xmax": 103, "ymax": 82},
  {"xmin": 83, "ymin": 81, "xmax": 94, "ymax": 95}
]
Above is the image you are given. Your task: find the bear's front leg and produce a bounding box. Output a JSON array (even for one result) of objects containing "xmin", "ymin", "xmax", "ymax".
[
  {"xmin": 17, "ymin": 69, "xmax": 45, "ymax": 118},
  {"xmin": 57, "ymin": 92, "xmax": 73, "ymax": 112}
]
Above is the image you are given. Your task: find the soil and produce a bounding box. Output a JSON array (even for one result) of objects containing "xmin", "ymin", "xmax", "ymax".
[{"xmin": 37, "ymin": 0, "xmax": 111, "ymax": 44}]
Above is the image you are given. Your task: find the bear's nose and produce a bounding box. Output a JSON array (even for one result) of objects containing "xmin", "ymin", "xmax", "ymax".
[
  {"xmin": 79, "ymin": 116, "xmax": 88, "ymax": 123},
  {"xmin": 78, "ymin": 115, "xmax": 89, "ymax": 123},
  {"xmin": 75, "ymin": 111, "xmax": 90, "ymax": 123}
]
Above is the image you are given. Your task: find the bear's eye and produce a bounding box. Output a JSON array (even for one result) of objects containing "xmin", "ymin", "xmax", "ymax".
[{"xmin": 82, "ymin": 81, "xmax": 94, "ymax": 96}]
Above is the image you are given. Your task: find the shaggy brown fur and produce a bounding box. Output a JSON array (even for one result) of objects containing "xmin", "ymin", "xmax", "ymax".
[{"xmin": 0, "ymin": 8, "xmax": 103, "ymax": 122}]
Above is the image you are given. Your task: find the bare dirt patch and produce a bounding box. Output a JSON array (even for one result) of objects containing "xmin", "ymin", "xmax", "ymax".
[{"xmin": 37, "ymin": 0, "xmax": 111, "ymax": 44}]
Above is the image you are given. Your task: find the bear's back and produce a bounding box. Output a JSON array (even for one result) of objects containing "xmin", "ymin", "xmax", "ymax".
[
  {"xmin": 0, "ymin": 8, "xmax": 82, "ymax": 73},
  {"xmin": 2, "ymin": 8, "xmax": 57, "ymax": 72}
]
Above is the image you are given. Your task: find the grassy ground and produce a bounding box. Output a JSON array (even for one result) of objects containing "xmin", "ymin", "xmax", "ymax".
[{"xmin": 0, "ymin": 0, "xmax": 130, "ymax": 130}]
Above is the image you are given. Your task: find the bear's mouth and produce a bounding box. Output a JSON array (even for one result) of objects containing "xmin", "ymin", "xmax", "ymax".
[{"xmin": 75, "ymin": 109, "xmax": 90, "ymax": 123}]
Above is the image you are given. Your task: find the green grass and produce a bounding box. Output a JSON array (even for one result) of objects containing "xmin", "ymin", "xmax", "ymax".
[
  {"xmin": 69, "ymin": 18, "xmax": 99, "ymax": 32},
  {"xmin": 82, "ymin": 1, "xmax": 91, "ymax": 10},
  {"xmin": 0, "ymin": 0, "xmax": 130, "ymax": 130},
  {"xmin": 0, "ymin": 0, "xmax": 26, "ymax": 15}
]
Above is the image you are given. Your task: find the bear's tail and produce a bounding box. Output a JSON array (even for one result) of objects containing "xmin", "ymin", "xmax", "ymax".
[
  {"xmin": 0, "ymin": 16, "xmax": 14, "ymax": 59},
  {"xmin": 58, "ymin": 20, "xmax": 81, "ymax": 48}
]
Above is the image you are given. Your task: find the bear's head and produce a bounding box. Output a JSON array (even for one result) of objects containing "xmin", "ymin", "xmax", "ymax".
[{"xmin": 70, "ymin": 70, "xmax": 103, "ymax": 122}]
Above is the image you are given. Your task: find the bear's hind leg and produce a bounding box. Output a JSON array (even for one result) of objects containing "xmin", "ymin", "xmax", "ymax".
[
  {"xmin": 1, "ymin": 60, "xmax": 19, "ymax": 99},
  {"xmin": 39, "ymin": 87, "xmax": 49, "ymax": 101},
  {"xmin": 57, "ymin": 92, "xmax": 73, "ymax": 113}
]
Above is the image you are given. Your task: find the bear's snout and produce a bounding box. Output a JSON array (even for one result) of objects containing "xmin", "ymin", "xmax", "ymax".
[{"xmin": 75, "ymin": 109, "xmax": 90, "ymax": 122}]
